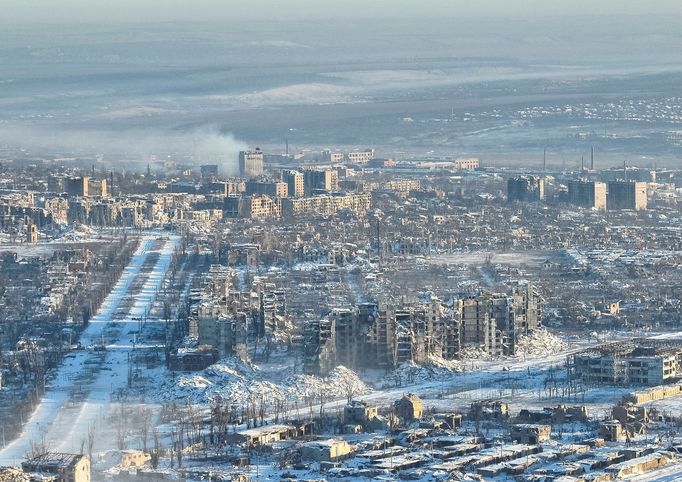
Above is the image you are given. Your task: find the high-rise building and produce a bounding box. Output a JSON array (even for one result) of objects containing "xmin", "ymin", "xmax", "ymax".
[
  {"xmin": 303, "ymin": 168, "xmax": 338, "ymax": 196},
  {"xmin": 47, "ymin": 175, "xmax": 67, "ymax": 193},
  {"xmin": 239, "ymin": 149, "xmax": 264, "ymax": 178},
  {"xmin": 568, "ymin": 180, "xmax": 607, "ymax": 210},
  {"xmin": 607, "ymin": 181, "xmax": 647, "ymax": 210},
  {"xmin": 282, "ymin": 170, "xmax": 304, "ymax": 197},
  {"xmin": 66, "ymin": 176, "xmax": 89, "ymax": 197},
  {"xmin": 88, "ymin": 178, "xmax": 108, "ymax": 197},
  {"xmin": 507, "ymin": 176, "xmax": 544, "ymax": 203},
  {"xmin": 461, "ymin": 297, "xmax": 497, "ymax": 354}
]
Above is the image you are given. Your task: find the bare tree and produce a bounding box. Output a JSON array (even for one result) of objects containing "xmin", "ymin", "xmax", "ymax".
[
  {"xmin": 139, "ymin": 408, "xmax": 152, "ymax": 453},
  {"xmin": 340, "ymin": 375, "xmax": 358, "ymax": 403},
  {"xmin": 26, "ymin": 429, "xmax": 50, "ymax": 459},
  {"xmin": 150, "ymin": 428, "xmax": 160, "ymax": 469},
  {"xmin": 87, "ymin": 422, "xmax": 96, "ymax": 463}
]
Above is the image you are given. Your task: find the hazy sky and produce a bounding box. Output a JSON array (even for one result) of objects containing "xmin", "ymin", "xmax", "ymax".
[{"xmin": 2, "ymin": 0, "xmax": 682, "ymax": 24}]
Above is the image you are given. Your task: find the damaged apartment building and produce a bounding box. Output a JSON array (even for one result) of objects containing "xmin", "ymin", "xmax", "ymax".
[
  {"xmin": 304, "ymin": 283, "xmax": 543, "ymax": 374},
  {"xmin": 189, "ymin": 265, "xmax": 288, "ymax": 361},
  {"xmin": 567, "ymin": 340, "xmax": 682, "ymax": 386},
  {"xmin": 461, "ymin": 283, "xmax": 544, "ymax": 356}
]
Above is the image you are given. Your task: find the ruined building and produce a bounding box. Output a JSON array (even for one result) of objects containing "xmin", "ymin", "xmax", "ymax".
[{"xmin": 303, "ymin": 285, "xmax": 543, "ymax": 374}]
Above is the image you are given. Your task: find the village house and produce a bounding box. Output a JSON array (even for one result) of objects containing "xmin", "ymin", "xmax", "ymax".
[
  {"xmin": 510, "ymin": 424, "xmax": 552, "ymax": 444},
  {"xmin": 394, "ymin": 393, "xmax": 424, "ymax": 422},
  {"xmin": 301, "ymin": 439, "xmax": 354, "ymax": 462},
  {"xmin": 21, "ymin": 453, "xmax": 90, "ymax": 482}
]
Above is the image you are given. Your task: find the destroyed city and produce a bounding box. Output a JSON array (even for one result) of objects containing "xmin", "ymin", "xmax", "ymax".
[{"xmin": 2, "ymin": 1, "xmax": 682, "ymax": 481}]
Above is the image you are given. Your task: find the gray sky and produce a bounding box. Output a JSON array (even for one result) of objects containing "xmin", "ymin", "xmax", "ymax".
[{"xmin": 2, "ymin": 0, "xmax": 682, "ymax": 24}]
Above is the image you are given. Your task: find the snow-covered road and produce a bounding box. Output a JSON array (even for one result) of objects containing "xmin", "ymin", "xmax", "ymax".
[{"xmin": 0, "ymin": 235, "xmax": 177, "ymax": 466}]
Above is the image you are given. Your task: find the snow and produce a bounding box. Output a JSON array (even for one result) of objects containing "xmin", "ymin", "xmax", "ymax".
[
  {"xmin": 627, "ymin": 461, "xmax": 682, "ymax": 481},
  {"xmin": 158, "ymin": 359, "xmax": 369, "ymax": 408},
  {"xmin": 0, "ymin": 234, "xmax": 178, "ymax": 466},
  {"xmin": 516, "ymin": 328, "xmax": 568, "ymax": 356}
]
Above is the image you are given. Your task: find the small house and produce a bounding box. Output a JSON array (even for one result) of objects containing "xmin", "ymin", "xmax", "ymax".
[{"xmin": 394, "ymin": 393, "xmax": 423, "ymax": 422}]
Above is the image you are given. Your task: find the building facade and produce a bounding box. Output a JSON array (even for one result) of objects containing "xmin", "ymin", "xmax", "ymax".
[
  {"xmin": 239, "ymin": 149, "xmax": 264, "ymax": 178},
  {"xmin": 507, "ymin": 176, "xmax": 545, "ymax": 203},
  {"xmin": 607, "ymin": 181, "xmax": 647, "ymax": 210},
  {"xmin": 568, "ymin": 180, "xmax": 607, "ymax": 210}
]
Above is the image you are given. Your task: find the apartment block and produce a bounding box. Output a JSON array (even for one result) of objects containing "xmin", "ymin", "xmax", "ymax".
[
  {"xmin": 607, "ymin": 181, "xmax": 647, "ymax": 210},
  {"xmin": 507, "ymin": 176, "xmax": 544, "ymax": 203},
  {"xmin": 568, "ymin": 180, "xmax": 607, "ymax": 210},
  {"xmin": 239, "ymin": 149, "xmax": 264, "ymax": 178}
]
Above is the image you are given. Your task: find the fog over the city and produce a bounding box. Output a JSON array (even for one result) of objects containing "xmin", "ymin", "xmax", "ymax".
[
  {"xmin": 2, "ymin": 2, "xmax": 682, "ymax": 166},
  {"xmin": 2, "ymin": 0, "xmax": 681, "ymax": 23}
]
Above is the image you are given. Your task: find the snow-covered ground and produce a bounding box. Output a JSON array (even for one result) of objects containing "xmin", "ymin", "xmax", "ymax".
[
  {"xmin": 0, "ymin": 235, "xmax": 178, "ymax": 466},
  {"xmin": 627, "ymin": 463, "xmax": 682, "ymax": 481},
  {"xmin": 158, "ymin": 356, "xmax": 369, "ymax": 410}
]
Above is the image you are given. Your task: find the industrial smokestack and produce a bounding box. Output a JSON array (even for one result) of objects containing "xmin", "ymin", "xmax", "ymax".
[
  {"xmin": 543, "ymin": 147, "xmax": 546, "ymax": 171},
  {"xmin": 590, "ymin": 146, "xmax": 595, "ymax": 170}
]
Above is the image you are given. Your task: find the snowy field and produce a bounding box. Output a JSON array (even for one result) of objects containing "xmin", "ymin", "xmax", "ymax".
[{"xmin": 0, "ymin": 235, "xmax": 178, "ymax": 466}]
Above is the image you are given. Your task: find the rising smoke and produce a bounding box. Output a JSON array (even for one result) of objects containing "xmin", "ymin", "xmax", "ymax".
[{"xmin": 0, "ymin": 125, "xmax": 248, "ymax": 175}]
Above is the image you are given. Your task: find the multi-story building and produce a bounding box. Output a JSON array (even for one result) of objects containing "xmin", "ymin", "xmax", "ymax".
[
  {"xmin": 454, "ymin": 158, "xmax": 480, "ymax": 170},
  {"xmin": 511, "ymin": 283, "xmax": 543, "ymax": 337},
  {"xmin": 303, "ymin": 287, "xmax": 542, "ymax": 374},
  {"xmin": 607, "ymin": 181, "xmax": 647, "ymax": 210},
  {"xmin": 259, "ymin": 287, "xmax": 287, "ymax": 336},
  {"xmin": 200, "ymin": 164, "xmax": 219, "ymax": 180},
  {"xmin": 461, "ymin": 296, "xmax": 497, "ymax": 354},
  {"xmin": 507, "ymin": 176, "xmax": 544, "ymax": 203},
  {"xmin": 89, "ymin": 200, "xmax": 120, "ymax": 226},
  {"xmin": 88, "ymin": 178, "xmax": 108, "ymax": 197},
  {"xmin": 47, "ymin": 175, "xmax": 67, "ymax": 193},
  {"xmin": 345, "ymin": 149, "xmax": 375, "ymax": 164},
  {"xmin": 568, "ymin": 180, "xmax": 607, "ymax": 210},
  {"xmin": 26, "ymin": 222, "xmax": 38, "ymax": 243},
  {"xmin": 331, "ymin": 308, "xmax": 360, "ymax": 369},
  {"xmin": 381, "ymin": 179, "xmax": 421, "ymax": 194},
  {"xmin": 241, "ymin": 195, "xmax": 280, "ymax": 218},
  {"xmin": 239, "ymin": 149, "xmax": 264, "ymax": 178},
  {"xmin": 303, "ymin": 318, "xmax": 336, "ymax": 375},
  {"xmin": 196, "ymin": 303, "xmax": 249, "ymax": 360},
  {"xmin": 246, "ymin": 179, "xmax": 288, "ymax": 198},
  {"xmin": 44, "ymin": 197, "xmax": 69, "ymax": 225},
  {"xmin": 568, "ymin": 343, "xmax": 682, "ymax": 386},
  {"xmin": 281, "ymin": 193, "xmax": 371, "ymax": 218},
  {"xmin": 321, "ymin": 150, "xmax": 345, "ymax": 164},
  {"xmin": 66, "ymin": 176, "xmax": 89, "ymax": 197},
  {"xmin": 303, "ymin": 168, "xmax": 339, "ymax": 196},
  {"xmin": 282, "ymin": 170, "xmax": 305, "ymax": 197},
  {"xmin": 67, "ymin": 199, "xmax": 90, "ymax": 224},
  {"xmin": 305, "ymin": 297, "xmax": 460, "ymax": 374}
]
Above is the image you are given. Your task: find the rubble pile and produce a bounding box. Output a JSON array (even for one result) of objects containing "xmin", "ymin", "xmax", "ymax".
[
  {"xmin": 159, "ymin": 358, "xmax": 369, "ymax": 406},
  {"xmin": 515, "ymin": 328, "xmax": 567, "ymax": 357}
]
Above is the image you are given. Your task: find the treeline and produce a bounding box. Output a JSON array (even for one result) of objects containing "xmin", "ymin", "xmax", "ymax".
[{"xmin": 0, "ymin": 235, "xmax": 140, "ymax": 446}]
